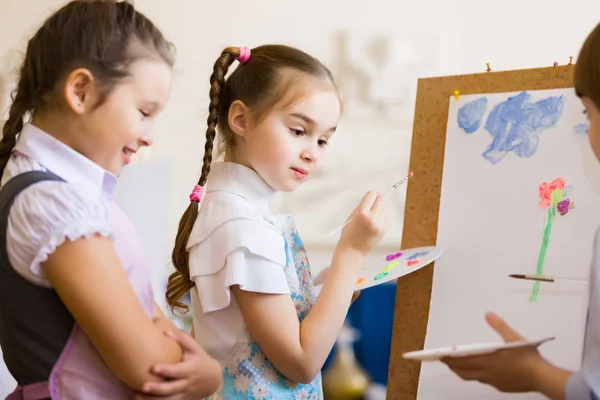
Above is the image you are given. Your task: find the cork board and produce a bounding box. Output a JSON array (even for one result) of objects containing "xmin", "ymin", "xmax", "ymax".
[{"xmin": 386, "ymin": 65, "xmax": 575, "ymax": 399}]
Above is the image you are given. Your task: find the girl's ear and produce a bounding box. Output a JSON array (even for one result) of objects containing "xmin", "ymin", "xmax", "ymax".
[
  {"xmin": 228, "ymin": 100, "xmax": 250, "ymax": 138},
  {"xmin": 63, "ymin": 68, "xmax": 95, "ymax": 114}
]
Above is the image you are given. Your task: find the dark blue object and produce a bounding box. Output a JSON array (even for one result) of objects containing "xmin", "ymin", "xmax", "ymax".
[{"xmin": 322, "ymin": 283, "xmax": 396, "ymax": 385}]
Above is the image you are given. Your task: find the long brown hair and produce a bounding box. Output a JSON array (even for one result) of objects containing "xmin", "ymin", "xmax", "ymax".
[
  {"xmin": 0, "ymin": 0, "xmax": 175, "ymax": 175},
  {"xmin": 575, "ymin": 22, "xmax": 600, "ymax": 107},
  {"xmin": 166, "ymin": 45, "xmax": 337, "ymax": 313}
]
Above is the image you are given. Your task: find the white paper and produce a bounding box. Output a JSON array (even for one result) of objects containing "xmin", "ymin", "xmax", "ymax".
[{"xmin": 418, "ymin": 88, "xmax": 599, "ymax": 399}]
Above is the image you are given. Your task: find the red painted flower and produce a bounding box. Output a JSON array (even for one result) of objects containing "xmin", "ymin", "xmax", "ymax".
[{"xmin": 538, "ymin": 178, "xmax": 565, "ymax": 208}]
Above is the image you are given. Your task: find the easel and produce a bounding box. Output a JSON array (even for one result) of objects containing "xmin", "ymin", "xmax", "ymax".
[{"xmin": 385, "ymin": 65, "xmax": 575, "ymax": 399}]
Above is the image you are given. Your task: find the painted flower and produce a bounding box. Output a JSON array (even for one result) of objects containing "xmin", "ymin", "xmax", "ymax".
[
  {"xmin": 532, "ymin": 178, "xmax": 574, "ymax": 302},
  {"xmin": 538, "ymin": 178, "xmax": 565, "ymax": 207},
  {"xmin": 232, "ymin": 346, "xmax": 253, "ymax": 365},
  {"xmin": 250, "ymin": 353, "xmax": 268, "ymax": 370},
  {"xmin": 296, "ymin": 388, "xmax": 312, "ymax": 400},
  {"xmin": 251, "ymin": 382, "xmax": 270, "ymax": 399},
  {"xmin": 261, "ymin": 364, "xmax": 280, "ymax": 384},
  {"xmin": 233, "ymin": 373, "xmax": 252, "ymax": 393},
  {"xmin": 557, "ymin": 198, "xmax": 571, "ymax": 215},
  {"xmin": 301, "ymin": 269, "xmax": 311, "ymax": 285}
]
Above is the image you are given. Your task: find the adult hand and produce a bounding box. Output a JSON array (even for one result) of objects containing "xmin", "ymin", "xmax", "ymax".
[{"xmin": 441, "ymin": 313, "xmax": 545, "ymax": 393}]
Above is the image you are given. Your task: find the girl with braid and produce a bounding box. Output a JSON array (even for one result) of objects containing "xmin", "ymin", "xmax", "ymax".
[
  {"xmin": 0, "ymin": 1, "xmax": 222, "ymax": 399},
  {"xmin": 164, "ymin": 45, "xmax": 388, "ymax": 399}
]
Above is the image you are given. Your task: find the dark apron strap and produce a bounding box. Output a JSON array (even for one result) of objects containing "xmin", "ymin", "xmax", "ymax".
[{"xmin": 1, "ymin": 171, "xmax": 64, "ymax": 400}]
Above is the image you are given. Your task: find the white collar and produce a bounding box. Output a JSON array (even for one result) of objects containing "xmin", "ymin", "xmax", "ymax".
[
  {"xmin": 14, "ymin": 124, "xmax": 118, "ymax": 198},
  {"xmin": 206, "ymin": 162, "xmax": 276, "ymax": 210}
]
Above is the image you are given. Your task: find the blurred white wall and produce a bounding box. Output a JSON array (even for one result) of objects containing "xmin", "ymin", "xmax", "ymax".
[{"xmin": 2, "ymin": 0, "xmax": 600, "ymax": 394}]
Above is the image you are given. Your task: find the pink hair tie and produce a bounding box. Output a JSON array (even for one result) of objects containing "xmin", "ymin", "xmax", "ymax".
[
  {"xmin": 189, "ymin": 185, "xmax": 204, "ymax": 203},
  {"xmin": 238, "ymin": 47, "xmax": 251, "ymax": 63}
]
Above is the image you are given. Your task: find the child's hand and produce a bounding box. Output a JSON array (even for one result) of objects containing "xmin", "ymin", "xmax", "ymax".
[
  {"xmin": 135, "ymin": 330, "xmax": 222, "ymax": 400},
  {"xmin": 339, "ymin": 191, "xmax": 387, "ymax": 256},
  {"xmin": 441, "ymin": 313, "xmax": 546, "ymax": 393}
]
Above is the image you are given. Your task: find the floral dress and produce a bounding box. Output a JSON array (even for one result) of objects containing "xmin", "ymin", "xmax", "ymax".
[{"xmin": 207, "ymin": 214, "xmax": 323, "ymax": 400}]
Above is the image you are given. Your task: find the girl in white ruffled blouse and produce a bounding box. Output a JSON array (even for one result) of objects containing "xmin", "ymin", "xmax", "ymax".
[{"xmin": 165, "ymin": 44, "xmax": 389, "ymax": 399}]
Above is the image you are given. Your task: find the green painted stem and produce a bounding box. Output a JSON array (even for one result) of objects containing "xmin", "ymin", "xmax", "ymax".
[{"xmin": 530, "ymin": 206, "xmax": 556, "ymax": 302}]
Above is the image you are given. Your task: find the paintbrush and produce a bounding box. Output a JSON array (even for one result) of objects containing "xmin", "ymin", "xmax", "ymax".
[
  {"xmin": 327, "ymin": 172, "xmax": 414, "ymax": 237},
  {"xmin": 508, "ymin": 274, "xmax": 587, "ymax": 284}
]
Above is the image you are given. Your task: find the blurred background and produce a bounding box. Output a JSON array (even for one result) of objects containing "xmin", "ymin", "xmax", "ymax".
[{"xmin": 2, "ymin": 0, "xmax": 600, "ymax": 398}]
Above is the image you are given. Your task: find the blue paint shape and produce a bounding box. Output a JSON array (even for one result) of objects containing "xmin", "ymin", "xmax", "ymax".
[
  {"xmin": 481, "ymin": 91, "xmax": 564, "ymax": 164},
  {"xmin": 574, "ymin": 123, "xmax": 589, "ymax": 134},
  {"xmin": 407, "ymin": 251, "xmax": 428, "ymax": 260},
  {"xmin": 457, "ymin": 97, "xmax": 488, "ymax": 134}
]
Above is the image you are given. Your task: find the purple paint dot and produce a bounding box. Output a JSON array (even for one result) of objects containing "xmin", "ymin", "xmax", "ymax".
[
  {"xmin": 557, "ymin": 199, "xmax": 571, "ymax": 215},
  {"xmin": 386, "ymin": 252, "xmax": 403, "ymax": 261}
]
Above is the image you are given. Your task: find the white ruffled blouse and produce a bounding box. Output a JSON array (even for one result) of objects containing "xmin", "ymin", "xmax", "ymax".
[{"xmin": 188, "ymin": 162, "xmax": 291, "ymax": 367}]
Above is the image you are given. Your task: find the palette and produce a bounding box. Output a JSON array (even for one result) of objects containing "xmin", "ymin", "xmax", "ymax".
[
  {"xmin": 355, "ymin": 246, "xmax": 443, "ymax": 291},
  {"xmin": 402, "ymin": 336, "xmax": 555, "ymax": 362}
]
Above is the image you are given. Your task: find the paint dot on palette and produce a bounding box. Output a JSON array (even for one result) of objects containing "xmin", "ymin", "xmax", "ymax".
[
  {"xmin": 407, "ymin": 259, "xmax": 420, "ymax": 266},
  {"xmin": 407, "ymin": 251, "xmax": 428, "ymax": 261},
  {"xmin": 356, "ymin": 277, "xmax": 365, "ymax": 284},
  {"xmin": 382, "ymin": 260, "xmax": 400, "ymax": 272},
  {"xmin": 374, "ymin": 272, "xmax": 388, "ymax": 281},
  {"xmin": 386, "ymin": 252, "xmax": 403, "ymax": 261}
]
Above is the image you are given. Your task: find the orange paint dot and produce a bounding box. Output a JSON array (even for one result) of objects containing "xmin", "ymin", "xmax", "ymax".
[{"xmin": 357, "ymin": 277, "xmax": 365, "ymax": 284}]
